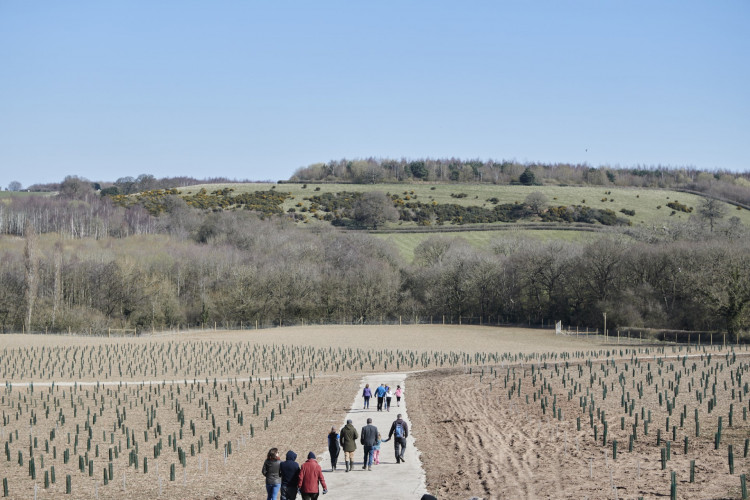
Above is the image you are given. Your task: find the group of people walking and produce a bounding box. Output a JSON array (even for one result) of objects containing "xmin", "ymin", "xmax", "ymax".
[
  {"xmin": 361, "ymin": 383, "xmax": 402, "ymax": 411},
  {"xmin": 262, "ymin": 448, "xmax": 327, "ymax": 500},
  {"xmin": 261, "ymin": 382, "xmax": 409, "ymax": 499},
  {"xmin": 328, "ymin": 413, "xmax": 410, "ymax": 472}
]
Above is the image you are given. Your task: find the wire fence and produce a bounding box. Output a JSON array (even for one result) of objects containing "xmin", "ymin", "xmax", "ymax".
[{"xmin": 3, "ymin": 316, "xmax": 746, "ymax": 345}]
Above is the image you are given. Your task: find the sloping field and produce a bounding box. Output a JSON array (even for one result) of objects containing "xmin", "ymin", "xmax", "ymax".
[{"xmin": 184, "ymin": 182, "xmax": 750, "ymax": 227}]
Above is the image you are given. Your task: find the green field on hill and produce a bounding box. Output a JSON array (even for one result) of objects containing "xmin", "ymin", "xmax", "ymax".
[
  {"xmin": 184, "ymin": 181, "xmax": 750, "ymax": 228},
  {"xmin": 0, "ymin": 191, "xmax": 45, "ymax": 199}
]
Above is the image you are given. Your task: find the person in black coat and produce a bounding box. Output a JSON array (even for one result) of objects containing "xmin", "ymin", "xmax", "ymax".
[
  {"xmin": 327, "ymin": 426, "xmax": 341, "ymax": 471},
  {"xmin": 279, "ymin": 450, "xmax": 300, "ymax": 500},
  {"xmin": 360, "ymin": 417, "xmax": 378, "ymax": 470}
]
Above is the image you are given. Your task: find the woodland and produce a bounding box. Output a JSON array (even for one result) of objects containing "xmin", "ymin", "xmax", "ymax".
[{"xmin": 1, "ymin": 162, "xmax": 749, "ymax": 340}]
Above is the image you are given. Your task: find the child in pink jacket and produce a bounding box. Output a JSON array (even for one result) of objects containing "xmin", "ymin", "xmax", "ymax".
[{"xmin": 373, "ymin": 433, "xmax": 382, "ymax": 465}]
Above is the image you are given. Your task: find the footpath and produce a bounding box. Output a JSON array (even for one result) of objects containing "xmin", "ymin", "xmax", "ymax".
[{"xmin": 321, "ymin": 373, "xmax": 429, "ymax": 499}]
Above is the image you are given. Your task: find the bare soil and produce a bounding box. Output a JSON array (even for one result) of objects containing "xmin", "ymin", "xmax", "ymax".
[
  {"xmin": 409, "ymin": 351, "xmax": 750, "ymax": 500},
  {"xmin": 2, "ymin": 326, "xmax": 746, "ymax": 499}
]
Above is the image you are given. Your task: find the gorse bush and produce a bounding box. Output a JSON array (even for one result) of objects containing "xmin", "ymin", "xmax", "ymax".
[{"xmin": 667, "ymin": 201, "xmax": 693, "ymax": 213}]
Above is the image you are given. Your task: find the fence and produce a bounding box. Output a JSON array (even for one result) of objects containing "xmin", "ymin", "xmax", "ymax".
[
  {"xmin": 556, "ymin": 324, "xmax": 748, "ymax": 346},
  {"xmin": 3, "ymin": 317, "xmax": 745, "ymax": 345}
]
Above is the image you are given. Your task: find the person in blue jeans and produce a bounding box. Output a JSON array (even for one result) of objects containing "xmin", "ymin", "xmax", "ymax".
[{"xmin": 262, "ymin": 448, "xmax": 282, "ymax": 499}]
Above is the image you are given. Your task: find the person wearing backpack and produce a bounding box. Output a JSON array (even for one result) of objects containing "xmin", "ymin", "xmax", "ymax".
[{"xmin": 386, "ymin": 414, "xmax": 409, "ymax": 463}]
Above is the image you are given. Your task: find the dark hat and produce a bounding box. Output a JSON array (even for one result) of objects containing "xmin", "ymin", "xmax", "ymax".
[{"xmin": 307, "ymin": 451, "xmax": 316, "ymax": 459}]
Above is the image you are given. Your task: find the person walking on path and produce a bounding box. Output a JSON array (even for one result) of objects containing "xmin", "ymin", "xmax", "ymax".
[
  {"xmin": 385, "ymin": 386, "xmax": 393, "ymax": 412},
  {"xmin": 395, "ymin": 385, "xmax": 403, "ymax": 407},
  {"xmin": 339, "ymin": 419, "xmax": 358, "ymax": 472},
  {"xmin": 375, "ymin": 383, "xmax": 387, "ymax": 411},
  {"xmin": 372, "ymin": 433, "xmax": 382, "ymax": 465},
  {"xmin": 387, "ymin": 414, "xmax": 409, "ymax": 463},
  {"xmin": 298, "ymin": 452, "xmax": 328, "ymax": 500},
  {"xmin": 327, "ymin": 427, "xmax": 340, "ymax": 472},
  {"xmin": 279, "ymin": 450, "xmax": 301, "ymax": 500},
  {"xmin": 362, "ymin": 384, "xmax": 372, "ymax": 409},
  {"xmin": 360, "ymin": 417, "xmax": 378, "ymax": 471},
  {"xmin": 262, "ymin": 448, "xmax": 282, "ymax": 500}
]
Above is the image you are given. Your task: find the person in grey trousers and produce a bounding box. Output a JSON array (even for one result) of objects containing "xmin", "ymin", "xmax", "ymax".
[{"xmin": 360, "ymin": 417, "xmax": 378, "ymax": 470}]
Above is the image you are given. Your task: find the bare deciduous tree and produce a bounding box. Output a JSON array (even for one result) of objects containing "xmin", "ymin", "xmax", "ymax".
[
  {"xmin": 353, "ymin": 192, "xmax": 399, "ymax": 229},
  {"xmin": 697, "ymin": 197, "xmax": 727, "ymax": 232},
  {"xmin": 23, "ymin": 224, "xmax": 38, "ymax": 332},
  {"xmin": 524, "ymin": 192, "xmax": 549, "ymax": 215}
]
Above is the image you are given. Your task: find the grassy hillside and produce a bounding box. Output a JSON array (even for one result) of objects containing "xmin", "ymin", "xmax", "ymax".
[
  {"xmin": 183, "ymin": 181, "xmax": 750, "ymax": 227},
  {"xmin": 0, "ymin": 191, "xmax": 48, "ymax": 199},
  {"xmin": 373, "ymin": 229, "xmax": 614, "ymax": 263}
]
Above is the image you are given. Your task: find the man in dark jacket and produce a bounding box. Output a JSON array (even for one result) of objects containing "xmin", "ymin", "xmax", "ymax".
[
  {"xmin": 279, "ymin": 450, "xmax": 300, "ymax": 500},
  {"xmin": 339, "ymin": 419, "xmax": 358, "ymax": 472},
  {"xmin": 387, "ymin": 414, "xmax": 409, "ymax": 463},
  {"xmin": 360, "ymin": 417, "xmax": 378, "ymax": 470},
  {"xmin": 298, "ymin": 452, "xmax": 327, "ymax": 500}
]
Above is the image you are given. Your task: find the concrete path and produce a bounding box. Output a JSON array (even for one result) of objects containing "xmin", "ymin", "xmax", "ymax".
[{"xmin": 321, "ymin": 373, "xmax": 428, "ymax": 499}]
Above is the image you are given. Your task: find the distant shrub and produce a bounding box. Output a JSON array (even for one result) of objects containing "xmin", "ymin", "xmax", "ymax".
[
  {"xmin": 314, "ymin": 187, "xmax": 321, "ymax": 191},
  {"xmin": 451, "ymin": 193, "xmax": 468, "ymax": 199},
  {"xmin": 487, "ymin": 197, "xmax": 500, "ymax": 204},
  {"xmin": 620, "ymin": 208, "xmax": 635, "ymax": 216},
  {"xmin": 430, "ymin": 186, "xmax": 436, "ymax": 190},
  {"xmin": 667, "ymin": 201, "xmax": 692, "ymax": 213}
]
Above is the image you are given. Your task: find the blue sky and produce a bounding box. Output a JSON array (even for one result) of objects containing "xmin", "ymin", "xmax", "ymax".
[{"xmin": 1, "ymin": 1, "xmax": 748, "ymax": 188}]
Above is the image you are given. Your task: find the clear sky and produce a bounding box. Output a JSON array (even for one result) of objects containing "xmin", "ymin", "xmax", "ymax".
[{"xmin": 1, "ymin": 1, "xmax": 748, "ymax": 188}]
